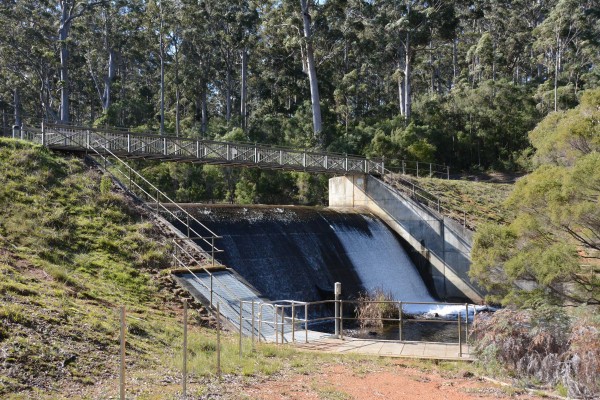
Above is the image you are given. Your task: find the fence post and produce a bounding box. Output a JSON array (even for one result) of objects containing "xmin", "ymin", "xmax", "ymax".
[
  {"xmin": 12, "ymin": 125, "xmax": 19, "ymax": 139},
  {"xmin": 305, "ymin": 303, "xmax": 308, "ymax": 343},
  {"xmin": 120, "ymin": 306, "xmax": 126, "ymax": 400},
  {"xmin": 334, "ymin": 282, "xmax": 341, "ymax": 338},
  {"xmin": 402, "ymin": 160, "xmax": 405, "ymax": 175},
  {"xmin": 416, "ymin": 162, "xmax": 419, "ymax": 177},
  {"xmin": 447, "ymin": 166, "xmax": 450, "ymax": 180},
  {"xmin": 251, "ymin": 301, "xmax": 255, "ymax": 351},
  {"xmin": 291, "ymin": 303, "xmax": 295, "ymax": 343},
  {"xmin": 340, "ymin": 301, "xmax": 344, "ymax": 340},
  {"xmin": 399, "ymin": 302, "xmax": 403, "ymax": 341},
  {"xmin": 239, "ymin": 301, "xmax": 243, "ymax": 359},
  {"xmin": 210, "ymin": 275, "xmax": 213, "ymax": 309},
  {"xmin": 458, "ymin": 312, "xmax": 462, "ymax": 358},
  {"xmin": 182, "ymin": 300, "xmax": 188, "ymax": 399},
  {"xmin": 274, "ymin": 306, "xmax": 278, "ymax": 344},
  {"xmin": 429, "ymin": 163, "xmax": 432, "ymax": 178},
  {"xmin": 465, "ymin": 303, "xmax": 469, "ymax": 347},
  {"xmin": 216, "ymin": 302, "xmax": 221, "ymax": 380}
]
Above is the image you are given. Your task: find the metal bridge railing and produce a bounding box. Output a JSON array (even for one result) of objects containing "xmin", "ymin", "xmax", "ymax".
[
  {"xmin": 13, "ymin": 119, "xmax": 453, "ymax": 180},
  {"xmin": 239, "ymin": 298, "xmax": 478, "ymax": 357}
]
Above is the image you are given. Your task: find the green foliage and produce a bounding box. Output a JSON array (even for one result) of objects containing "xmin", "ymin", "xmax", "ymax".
[
  {"xmin": 3, "ymin": 0, "xmax": 599, "ymax": 174},
  {"xmin": 471, "ymin": 89, "xmax": 600, "ymax": 306}
]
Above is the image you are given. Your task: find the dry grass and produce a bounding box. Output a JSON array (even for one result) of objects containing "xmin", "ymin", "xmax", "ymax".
[{"xmin": 471, "ymin": 307, "xmax": 599, "ymax": 399}]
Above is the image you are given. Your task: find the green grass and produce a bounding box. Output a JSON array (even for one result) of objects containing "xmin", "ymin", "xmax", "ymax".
[
  {"xmin": 0, "ymin": 139, "xmax": 176, "ymax": 396},
  {"xmin": 409, "ymin": 176, "xmax": 514, "ymax": 228}
]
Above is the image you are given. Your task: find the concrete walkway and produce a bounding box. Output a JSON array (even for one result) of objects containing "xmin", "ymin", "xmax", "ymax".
[{"xmin": 289, "ymin": 335, "xmax": 473, "ymax": 361}]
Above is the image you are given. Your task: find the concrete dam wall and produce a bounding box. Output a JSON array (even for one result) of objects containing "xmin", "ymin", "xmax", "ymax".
[{"xmin": 169, "ymin": 205, "xmax": 442, "ymax": 305}]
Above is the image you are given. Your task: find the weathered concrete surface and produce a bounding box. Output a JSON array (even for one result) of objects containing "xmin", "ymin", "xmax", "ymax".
[
  {"xmin": 329, "ymin": 175, "xmax": 483, "ymax": 303},
  {"xmin": 291, "ymin": 335, "xmax": 473, "ymax": 361}
]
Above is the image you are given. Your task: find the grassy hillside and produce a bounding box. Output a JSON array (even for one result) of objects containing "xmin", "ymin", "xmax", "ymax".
[
  {"xmin": 409, "ymin": 177, "xmax": 514, "ymax": 228},
  {"xmin": 0, "ymin": 139, "xmax": 372, "ymax": 399}
]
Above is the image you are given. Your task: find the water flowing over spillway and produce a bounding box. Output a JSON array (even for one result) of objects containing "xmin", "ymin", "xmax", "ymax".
[{"xmin": 174, "ymin": 205, "xmax": 438, "ymax": 307}]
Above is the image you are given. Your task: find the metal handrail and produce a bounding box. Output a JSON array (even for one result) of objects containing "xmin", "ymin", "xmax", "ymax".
[
  {"xmin": 380, "ymin": 168, "xmax": 472, "ymax": 229},
  {"xmin": 249, "ymin": 298, "xmax": 478, "ymax": 356}
]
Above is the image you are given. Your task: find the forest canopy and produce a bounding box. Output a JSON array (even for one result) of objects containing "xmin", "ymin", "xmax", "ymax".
[
  {"xmin": 471, "ymin": 89, "xmax": 600, "ymax": 307},
  {"xmin": 1, "ymin": 0, "xmax": 599, "ymax": 173}
]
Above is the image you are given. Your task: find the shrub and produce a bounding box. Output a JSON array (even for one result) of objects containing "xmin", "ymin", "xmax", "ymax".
[
  {"xmin": 472, "ymin": 307, "xmax": 599, "ymax": 398},
  {"xmin": 354, "ymin": 288, "xmax": 398, "ymax": 329}
]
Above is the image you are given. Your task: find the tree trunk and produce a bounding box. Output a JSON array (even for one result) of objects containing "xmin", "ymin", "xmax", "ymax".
[
  {"xmin": 201, "ymin": 85, "xmax": 208, "ymax": 135},
  {"xmin": 398, "ymin": 62, "xmax": 405, "ymax": 116},
  {"xmin": 159, "ymin": 4, "xmax": 165, "ymax": 134},
  {"xmin": 102, "ymin": 49, "xmax": 116, "ymax": 111},
  {"xmin": 226, "ymin": 59, "xmax": 232, "ymax": 123},
  {"xmin": 14, "ymin": 89, "xmax": 22, "ymax": 127},
  {"xmin": 452, "ymin": 38, "xmax": 457, "ymax": 86},
  {"xmin": 59, "ymin": 7, "xmax": 71, "ymax": 123},
  {"xmin": 300, "ymin": 0, "xmax": 323, "ymax": 141},
  {"xmin": 240, "ymin": 48, "xmax": 248, "ymax": 131},
  {"xmin": 175, "ymin": 44, "xmax": 180, "ymax": 136},
  {"xmin": 404, "ymin": 34, "xmax": 412, "ymax": 121}
]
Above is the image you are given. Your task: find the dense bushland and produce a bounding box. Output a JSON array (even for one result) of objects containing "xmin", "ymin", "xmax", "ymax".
[{"xmin": 472, "ymin": 308, "xmax": 599, "ymax": 399}]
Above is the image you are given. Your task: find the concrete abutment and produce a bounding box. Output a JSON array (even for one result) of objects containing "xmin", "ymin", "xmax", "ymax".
[{"xmin": 329, "ymin": 175, "xmax": 484, "ymax": 303}]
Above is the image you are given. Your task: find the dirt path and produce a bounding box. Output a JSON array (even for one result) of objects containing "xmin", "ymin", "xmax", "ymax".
[{"xmin": 240, "ymin": 361, "xmax": 548, "ymax": 400}]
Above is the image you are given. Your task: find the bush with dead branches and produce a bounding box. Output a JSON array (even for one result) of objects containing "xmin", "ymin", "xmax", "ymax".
[{"xmin": 472, "ymin": 307, "xmax": 599, "ymax": 398}]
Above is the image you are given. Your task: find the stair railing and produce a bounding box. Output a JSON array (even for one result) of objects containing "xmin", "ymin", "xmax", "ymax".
[{"xmin": 380, "ymin": 168, "xmax": 471, "ymax": 229}]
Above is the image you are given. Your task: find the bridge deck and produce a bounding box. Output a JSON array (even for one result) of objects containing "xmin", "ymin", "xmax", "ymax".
[{"xmin": 21, "ymin": 124, "xmax": 385, "ymax": 175}]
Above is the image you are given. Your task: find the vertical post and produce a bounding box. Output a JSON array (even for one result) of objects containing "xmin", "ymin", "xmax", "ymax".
[
  {"xmin": 305, "ymin": 303, "xmax": 308, "ymax": 343},
  {"xmin": 163, "ymin": 137, "xmax": 167, "ymax": 155},
  {"xmin": 402, "ymin": 160, "xmax": 406, "ymax": 175},
  {"xmin": 209, "ymin": 275, "xmax": 213, "ymax": 309},
  {"xmin": 416, "ymin": 162, "xmax": 419, "ymax": 177},
  {"xmin": 458, "ymin": 311, "xmax": 462, "ymax": 358},
  {"xmin": 156, "ymin": 189, "xmax": 159, "ymax": 214},
  {"xmin": 334, "ymin": 282, "xmax": 341, "ymax": 338},
  {"xmin": 291, "ymin": 303, "xmax": 295, "ymax": 343},
  {"xmin": 182, "ymin": 300, "xmax": 188, "ymax": 399},
  {"xmin": 399, "ymin": 302, "xmax": 403, "ymax": 341},
  {"xmin": 12, "ymin": 125, "xmax": 18, "ymax": 139},
  {"xmin": 465, "ymin": 303, "xmax": 469, "ymax": 346},
  {"xmin": 196, "ymin": 140, "xmax": 200, "ymax": 158},
  {"xmin": 41, "ymin": 121, "xmax": 46, "ymax": 146},
  {"xmin": 429, "ymin": 163, "xmax": 432, "ymax": 178},
  {"xmin": 211, "ymin": 237, "xmax": 215, "ymax": 269},
  {"xmin": 127, "ymin": 134, "xmax": 131, "ymax": 153},
  {"xmin": 216, "ymin": 302, "xmax": 221, "ymax": 380},
  {"xmin": 437, "ymin": 199, "xmax": 440, "ymax": 212},
  {"xmin": 280, "ymin": 307, "xmax": 284, "ymax": 342},
  {"xmin": 120, "ymin": 306, "xmax": 126, "ymax": 400},
  {"xmin": 274, "ymin": 306, "xmax": 279, "ymax": 344},
  {"xmin": 447, "ymin": 166, "xmax": 450, "ymax": 180},
  {"xmin": 340, "ymin": 301, "xmax": 344, "ymax": 340},
  {"xmin": 239, "ymin": 301, "xmax": 243, "ymax": 359},
  {"xmin": 186, "ymin": 215, "xmax": 190, "ymax": 238},
  {"xmin": 258, "ymin": 307, "xmax": 262, "ymax": 343},
  {"xmin": 251, "ymin": 301, "xmax": 255, "ymax": 351}
]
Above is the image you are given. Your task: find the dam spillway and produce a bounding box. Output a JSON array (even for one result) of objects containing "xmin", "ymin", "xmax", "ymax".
[{"xmin": 170, "ymin": 205, "xmax": 438, "ymax": 305}]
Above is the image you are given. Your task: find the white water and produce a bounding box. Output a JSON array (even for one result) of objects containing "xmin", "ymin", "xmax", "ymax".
[{"xmin": 331, "ymin": 214, "xmax": 483, "ymax": 319}]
